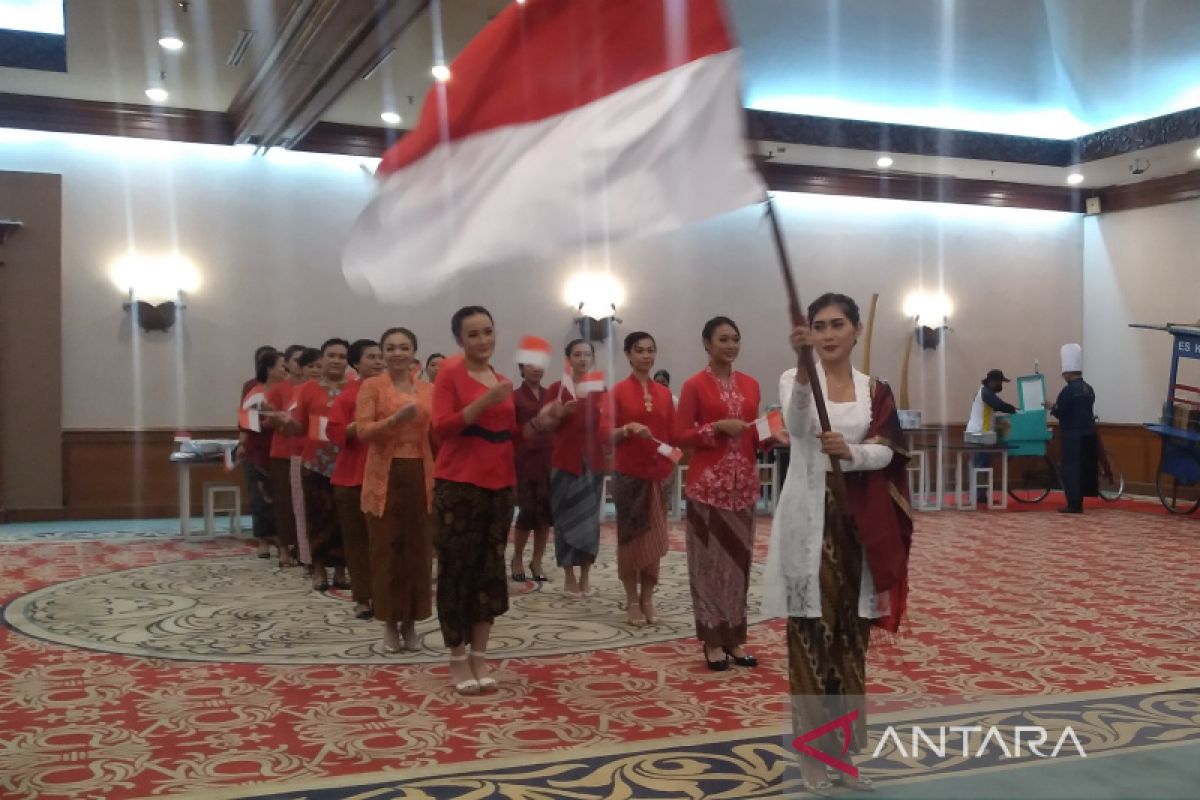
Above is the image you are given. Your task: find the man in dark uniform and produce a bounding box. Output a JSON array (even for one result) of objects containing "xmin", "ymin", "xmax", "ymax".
[{"xmin": 1050, "ymin": 343, "xmax": 1098, "ymax": 514}]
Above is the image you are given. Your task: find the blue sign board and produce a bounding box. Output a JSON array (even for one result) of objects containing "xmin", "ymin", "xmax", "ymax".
[{"xmin": 1176, "ymin": 335, "xmax": 1200, "ymax": 360}]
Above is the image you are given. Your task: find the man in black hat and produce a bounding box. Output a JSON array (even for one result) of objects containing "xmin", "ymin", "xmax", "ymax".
[{"xmin": 966, "ymin": 369, "xmax": 1018, "ymax": 503}]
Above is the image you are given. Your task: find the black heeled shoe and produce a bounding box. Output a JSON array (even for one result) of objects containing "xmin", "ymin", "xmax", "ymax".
[
  {"xmin": 723, "ymin": 647, "xmax": 758, "ymax": 667},
  {"xmin": 704, "ymin": 646, "xmax": 729, "ymax": 671}
]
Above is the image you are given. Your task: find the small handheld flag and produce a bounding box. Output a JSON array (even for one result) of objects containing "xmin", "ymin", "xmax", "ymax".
[
  {"xmin": 308, "ymin": 415, "xmax": 330, "ymax": 442},
  {"xmin": 576, "ymin": 371, "xmax": 606, "ymax": 395},
  {"xmin": 238, "ymin": 408, "xmax": 262, "ymax": 433},
  {"xmin": 655, "ymin": 440, "xmax": 684, "ymax": 463},
  {"xmin": 754, "ymin": 409, "xmax": 785, "ymax": 442},
  {"xmin": 239, "ymin": 391, "xmax": 266, "ymax": 432}
]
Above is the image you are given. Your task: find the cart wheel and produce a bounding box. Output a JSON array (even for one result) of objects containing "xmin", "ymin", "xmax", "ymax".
[
  {"xmin": 1098, "ymin": 449, "xmax": 1125, "ymax": 501},
  {"xmin": 1156, "ymin": 469, "xmax": 1200, "ymax": 514},
  {"xmin": 1008, "ymin": 455, "xmax": 1054, "ymax": 503}
]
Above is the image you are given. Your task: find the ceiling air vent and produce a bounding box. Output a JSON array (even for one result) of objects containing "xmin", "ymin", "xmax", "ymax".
[{"xmin": 226, "ymin": 29, "xmax": 255, "ymax": 67}]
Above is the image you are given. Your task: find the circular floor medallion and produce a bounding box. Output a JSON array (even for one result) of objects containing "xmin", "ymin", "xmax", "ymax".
[{"xmin": 5, "ymin": 553, "xmax": 765, "ymax": 664}]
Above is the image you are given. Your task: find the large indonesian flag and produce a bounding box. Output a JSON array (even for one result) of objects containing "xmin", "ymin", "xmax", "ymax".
[{"xmin": 343, "ymin": 0, "xmax": 763, "ymax": 299}]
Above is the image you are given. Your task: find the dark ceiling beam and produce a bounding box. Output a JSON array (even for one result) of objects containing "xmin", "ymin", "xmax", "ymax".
[
  {"xmin": 0, "ymin": 92, "xmax": 232, "ymax": 145},
  {"xmin": 747, "ymin": 110, "xmax": 1076, "ymax": 167},
  {"xmin": 1094, "ymin": 169, "xmax": 1200, "ymax": 214},
  {"xmin": 760, "ymin": 161, "xmax": 1084, "ymax": 213},
  {"xmin": 1076, "ymin": 107, "xmax": 1200, "ymax": 163},
  {"xmin": 748, "ymin": 104, "xmax": 1200, "ymax": 167},
  {"xmin": 5, "ymin": 93, "xmax": 1199, "ymax": 215},
  {"xmin": 226, "ymin": 0, "xmax": 429, "ymax": 151}
]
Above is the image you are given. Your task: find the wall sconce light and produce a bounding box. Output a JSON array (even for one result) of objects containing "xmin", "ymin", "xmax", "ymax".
[
  {"xmin": 903, "ymin": 289, "xmax": 953, "ymax": 350},
  {"xmin": 564, "ymin": 271, "xmax": 625, "ymax": 342},
  {"xmin": 111, "ymin": 252, "xmax": 199, "ymax": 333}
]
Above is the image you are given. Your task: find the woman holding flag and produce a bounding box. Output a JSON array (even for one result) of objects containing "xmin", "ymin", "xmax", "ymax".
[
  {"xmin": 674, "ymin": 316, "xmax": 762, "ymax": 671},
  {"xmin": 611, "ymin": 332, "xmax": 676, "ymax": 626},
  {"xmin": 432, "ymin": 307, "xmax": 563, "ymax": 694},
  {"xmin": 239, "ymin": 350, "xmax": 287, "ymax": 558},
  {"xmin": 542, "ymin": 340, "xmax": 611, "ymax": 598},
  {"xmin": 281, "ymin": 338, "xmax": 352, "ymax": 592},
  {"xmin": 764, "ymin": 293, "xmax": 912, "ymax": 792},
  {"xmin": 356, "ymin": 328, "xmax": 436, "ymax": 653},
  {"xmin": 510, "ymin": 337, "xmax": 555, "ymax": 584}
]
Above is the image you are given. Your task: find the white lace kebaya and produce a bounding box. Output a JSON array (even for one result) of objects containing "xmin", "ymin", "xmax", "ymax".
[{"xmin": 762, "ymin": 365, "xmax": 895, "ymax": 620}]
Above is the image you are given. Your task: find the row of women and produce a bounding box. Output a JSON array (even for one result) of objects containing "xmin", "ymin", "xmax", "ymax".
[{"xmin": 238, "ymin": 295, "xmax": 912, "ymax": 791}]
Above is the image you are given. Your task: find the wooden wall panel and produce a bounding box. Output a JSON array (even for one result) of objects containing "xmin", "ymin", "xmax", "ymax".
[
  {"xmin": 1097, "ymin": 423, "xmax": 1161, "ymax": 496},
  {"xmin": 60, "ymin": 429, "xmax": 245, "ymax": 520},
  {"xmin": 9, "ymin": 423, "xmax": 1169, "ymax": 522}
]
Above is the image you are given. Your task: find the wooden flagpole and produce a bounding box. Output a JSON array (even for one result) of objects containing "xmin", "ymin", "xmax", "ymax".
[
  {"xmin": 860, "ymin": 293, "xmax": 879, "ymax": 374},
  {"xmin": 763, "ymin": 197, "xmax": 850, "ymax": 510}
]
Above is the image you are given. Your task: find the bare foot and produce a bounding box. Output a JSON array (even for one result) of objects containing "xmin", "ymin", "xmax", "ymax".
[
  {"xmin": 469, "ymin": 651, "xmax": 497, "ymax": 691},
  {"xmin": 400, "ymin": 620, "xmax": 420, "ymax": 651},
  {"xmin": 798, "ymin": 757, "xmax": 833, "ymax": 794},
  {"xmin": 382, "ymin": 623, "xmax": 401, "ymax": 653},
  {"xmin": 640, "ymin": 595, "xmax": 657, "ymax": 624},
  {"xmin": 449, "ymin": 655, "xmax": 479, "ymax": 694},
  {"xmin": 626, "ymin": 600, "xmax": 646, "ymax": 626}
]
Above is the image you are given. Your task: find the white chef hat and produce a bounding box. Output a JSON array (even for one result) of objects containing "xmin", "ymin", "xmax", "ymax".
[{"xmin": 1060, "ymin": 343, "xmax": 1082, "ymax": 373}]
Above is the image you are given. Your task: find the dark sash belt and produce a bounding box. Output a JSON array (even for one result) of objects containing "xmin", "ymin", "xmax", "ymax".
[{"xmin": 462, "ymin": 425, "xmax": 512, "ymax": 443}]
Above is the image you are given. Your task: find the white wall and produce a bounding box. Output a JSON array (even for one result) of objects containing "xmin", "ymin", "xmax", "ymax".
[
  {"xmin": 1083, "ymin": 199, "xmax": 1200, "ymax": 424},
  {"xmin": 0, "ymin": 129, "xmax": 1086, "ymax": 428}
]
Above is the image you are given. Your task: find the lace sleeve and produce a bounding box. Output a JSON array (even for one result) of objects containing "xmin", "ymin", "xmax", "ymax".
[{"xmin": 843, "ymin": 442, "xmax": 894, "ymax": 472}]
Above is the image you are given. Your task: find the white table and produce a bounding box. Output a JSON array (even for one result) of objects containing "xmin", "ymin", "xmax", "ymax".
[
  {"xmin": 905, "ymin": 427, "xmax": 948, "ymax": 511},
  {"xmin": 171, "ymin": 455, "xmax": 228, "ymax": 536}
]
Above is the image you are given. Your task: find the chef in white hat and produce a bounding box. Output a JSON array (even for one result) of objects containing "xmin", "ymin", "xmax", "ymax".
[{"xmin": 1048, "ymin": 343, "xmax": 1099, "ymax": 513}]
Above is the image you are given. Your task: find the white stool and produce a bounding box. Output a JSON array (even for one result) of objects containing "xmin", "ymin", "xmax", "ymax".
[
  {"xmin": 758, "ymin": 463, "xmax": 776, "ymax": 514},
  {"xmin": 967, "ymin": 466, "xmax": 994, "ymax": 512},
  {"xmin": 907, "ymin": 449, "xmax": 928, "ymax": 509},
  {"xmin": 204, "ymin": 482, "xmax": 242, "ymax": 535}
]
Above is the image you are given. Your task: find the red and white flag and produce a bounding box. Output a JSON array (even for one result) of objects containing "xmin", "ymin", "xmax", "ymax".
[
  {"xmin": 515, "ymin": 336, "xmax": 553, "ymax": 370},
  {"xmin": 656, "ymin": 441, "xmax": 684, "ymax": 464},
  {"xmin": 308, "ymin": 415, "xmax": 330, "ymax": 443},
  {"xmin": 239, "ymin": 390, "xmax": 266, "ymax": 433},
  {"xmin": 342, "ymin": 0, "xmax": 763, "ymax": 299},
  {"xmin": 754, "ymin": 409, "xmax": 785, "ymax": 442},
  {"xmin": 576, "ymin": 371, "xmax": 606, "ymax": 395}
]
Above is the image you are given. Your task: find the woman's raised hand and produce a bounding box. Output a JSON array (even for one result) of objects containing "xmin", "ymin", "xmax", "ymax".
[
  {"xmin": 482, "ymin": 381, "xmax": 513, "ymax": 407},
  {"xmin": 789, "ymin": 319, "xmax": 812, "ymax": 356}
]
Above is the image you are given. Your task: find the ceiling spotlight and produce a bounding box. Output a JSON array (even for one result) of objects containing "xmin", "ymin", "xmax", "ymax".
[
  {"xmin": 145, "ymin": 88, "xmax": 169, "ymax": 103},
  {"xmin": 380, "ymin": 112, "xmax": 401, "ymax": 125},
  {"xmin": 876, "ymin": 156, "xmax": 894, "ymax": 168},
  {"xmin": 1066, "ymin": 173, "xmax": 1085, "ymax": 185},
  {"xmin": 1194, "ymin": 146, "xmax": 1200, "ymax": 159},
  {"xmin": 431, "ymin": 64, "xmax": 451, "ymax": 82},
  {"xmin": 158, "ymin": 36, "xmax": 184, "ymax": 50}
]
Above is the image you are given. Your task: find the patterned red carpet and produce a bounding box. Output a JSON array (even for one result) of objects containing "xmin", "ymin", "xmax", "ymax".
[{"xmin": 0, "ymin": 503, "xmax": 1197, "ymax": 799}]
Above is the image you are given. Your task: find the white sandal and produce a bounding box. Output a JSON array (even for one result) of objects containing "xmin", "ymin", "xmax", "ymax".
[
  {"xmin": 469, "ymin": 650, "xmax": 498, "ymax": 691},
  {"xmin": 449, "ymin": 654, "xmax": 480, "ymax": 695}
]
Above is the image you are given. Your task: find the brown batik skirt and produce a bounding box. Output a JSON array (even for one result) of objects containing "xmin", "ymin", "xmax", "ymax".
[
  {"xmin": 333, "ymin": 484, "xmax": 372, "ymax": 606},
  {"xmin": 270, "ymin": 457, "xmax": 297, "ymax": 551},
  {"xmin": 433, "ymin": 479, "xmax": 515, "ymax": 648},
  {"xmin": 613, "ymin": 472, "xmax": 669, "ymax": 584},
  {"xmin": 365, "ymin": 459, "xmax": 434, "ymax": 623},
  {"xmin": 685, "ymin": 499, "xmax": 755, "ymax": 648},
  {"xmin": 787, "ymin": 486, "xmax": 872, "ymax": 756},
  {"xmin": 302, "ymin": 469, "xmax": 344, "ymax": 568}
]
